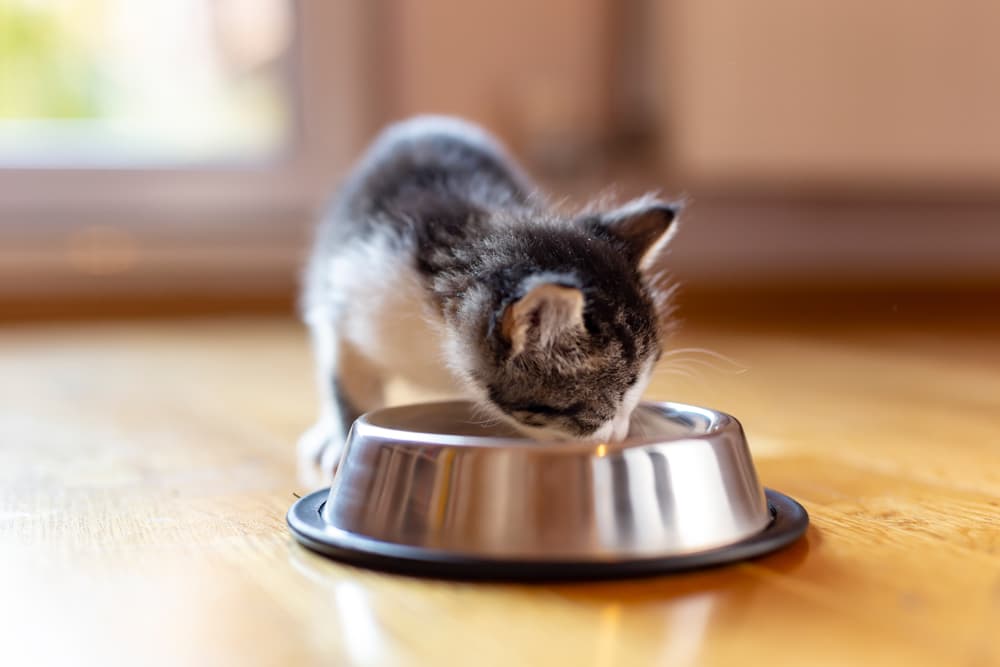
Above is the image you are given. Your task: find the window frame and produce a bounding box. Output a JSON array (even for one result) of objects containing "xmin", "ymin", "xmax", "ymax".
[{"xmin": 0, "ymin": 1, "xmax": 379, "ymax": 305}]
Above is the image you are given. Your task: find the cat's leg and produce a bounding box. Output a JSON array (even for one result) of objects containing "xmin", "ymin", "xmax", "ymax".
[{"xmin": 297, "ymin": 317, "xmax": 385, "ymax": 486}]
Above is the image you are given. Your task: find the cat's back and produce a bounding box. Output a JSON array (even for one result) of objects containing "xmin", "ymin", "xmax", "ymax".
[{"xmin": 335, "ymin": 116, "xmax": 533, "ymax": 229}]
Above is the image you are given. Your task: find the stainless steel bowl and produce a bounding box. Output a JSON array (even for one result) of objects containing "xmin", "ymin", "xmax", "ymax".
[{"xmin": 288, "ymin": 401, "xmax": 808, "ymax": 579}]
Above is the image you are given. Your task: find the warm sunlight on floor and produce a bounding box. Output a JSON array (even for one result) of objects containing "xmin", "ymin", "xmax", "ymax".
[{"xmin": 1, "ymin": 314, "xmax": 996, "ymax": 666}]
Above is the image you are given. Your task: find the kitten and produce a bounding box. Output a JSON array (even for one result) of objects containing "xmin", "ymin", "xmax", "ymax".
[{"xmin": 299, "ymin": 116, "xmax": 680, "ymax": 479}]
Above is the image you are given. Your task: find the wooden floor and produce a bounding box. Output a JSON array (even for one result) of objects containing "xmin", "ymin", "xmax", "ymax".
[{"xmin": 1, "ymin": 313, "xmax": 997, "ymax": 667}]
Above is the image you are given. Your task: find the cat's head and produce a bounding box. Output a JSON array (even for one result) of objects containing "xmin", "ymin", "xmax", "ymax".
[{"xmin": 460, "ymin": 197, "xmax": 680, "ymax": 442}]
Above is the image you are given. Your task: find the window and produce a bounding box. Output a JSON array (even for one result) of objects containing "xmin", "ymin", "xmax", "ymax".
[
  {"xmin": 0, "ymin": 0, "xmax": 294, "ymax": 167},
  {"xmin": 0, "ymin": 1, "xmax": 372, "ymax": 307}
]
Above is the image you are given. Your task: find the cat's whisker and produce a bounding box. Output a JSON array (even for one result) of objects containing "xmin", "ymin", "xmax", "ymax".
[
  {"xmin": 629, "ymin": 418, "xmax": 652, "ymax": 438},
  {"xmin": 661, "ymin": 357, "xmax": 748, "ymax": 375},
  {"xmin": 466, "ymin": 403, "xmax": 506, "ymax": 430},
  {"xmin": 467, "ymin": 409, "xmax": 499, "ymax": 426},
  {"xmin": 652, "ymin": 280, "xmax": 682, "ymax": 304},
  {"xmin": 466, "ymin": 413, "xmax": 498, "ymax": 425},
  {"xmin": 652, "ymin": 362, "xmax": 719, "ymax": 388},
  {"xmin": 653, "ymin": 368, "xmax": 713, "ymax": 391},
  {"xmin": 656, "ymin": 359, "xmax": 704, "ymax": 373},
  {"xmin": 653, "ymin": 367, "xmax": 698, "ymax": 380},
  {"xmin": 661, "ymin": 346, "xmax": 748, "ymax": 369}
]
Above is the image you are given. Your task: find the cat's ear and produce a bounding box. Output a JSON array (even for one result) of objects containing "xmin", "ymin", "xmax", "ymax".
[
  {"xmin": 592, "ymin": 197, "xmax": 681, "ymax": 269},
  {"xmin": 501, "ymin": 283, "xmax": 585, "ymax": 356}
]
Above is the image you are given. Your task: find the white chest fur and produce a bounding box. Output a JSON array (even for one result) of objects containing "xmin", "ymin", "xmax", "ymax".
[{"xmin": 327, "ymin": 238, "xmax": 458, "ymax": 393}]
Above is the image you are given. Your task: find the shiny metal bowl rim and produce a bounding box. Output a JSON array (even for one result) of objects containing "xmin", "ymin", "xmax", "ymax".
[{"xmin": 351, "ymin": 400, "xmax": 733, "ymax": 452}]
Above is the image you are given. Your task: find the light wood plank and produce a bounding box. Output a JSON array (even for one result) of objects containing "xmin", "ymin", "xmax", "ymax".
[{"xmin": 1, "ymin": 316, "xmax": 997, "ymax": 666}]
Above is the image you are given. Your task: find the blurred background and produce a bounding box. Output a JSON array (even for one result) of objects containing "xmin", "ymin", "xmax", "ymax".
[{"xmin": 2, "ymin": 0, "xmax": 999, "ymax": 321}]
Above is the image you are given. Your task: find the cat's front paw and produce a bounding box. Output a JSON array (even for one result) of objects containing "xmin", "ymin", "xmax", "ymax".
[{"xmin": 296, "ymin": 419, "xmax": 344, "ymax": 488}]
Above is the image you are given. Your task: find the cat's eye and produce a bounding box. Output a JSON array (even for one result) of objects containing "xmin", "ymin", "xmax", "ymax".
[{"xmin": 513, "ymin": 412, "xmax": 548, "ymax": 427}]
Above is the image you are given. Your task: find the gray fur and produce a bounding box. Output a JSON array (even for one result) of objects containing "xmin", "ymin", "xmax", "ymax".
[{"xmin": 299, "ymin": 116, "xmax": 680, "ymax": 478}]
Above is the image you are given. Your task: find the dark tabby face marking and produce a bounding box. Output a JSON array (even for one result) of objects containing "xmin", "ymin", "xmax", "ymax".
[{"xmin": 466, "ymin": 199, "xmax": 678, "ymax": 441}]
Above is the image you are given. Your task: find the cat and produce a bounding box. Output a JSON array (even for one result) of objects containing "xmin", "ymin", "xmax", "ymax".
[{"xmin": 298, "ymin": 115, "xmax": 681, "ymax": 480}]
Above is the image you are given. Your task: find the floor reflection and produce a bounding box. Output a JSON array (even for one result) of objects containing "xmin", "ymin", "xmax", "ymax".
[
  {"xmin": 593, "ymin": 603, "xmax": 622, "ymax": 667},
  {"xmin": 287, "ymin": 526, "xmax": 815, "ymax": 665},
  {"xmin": 657, "ymin": 592, "xmax": 715, "ymax": 666},
  {"xmin": 288, "ymin": 545, "xmax": 386, "ymax": 665},
  {"xmin": 334, "ymin": 580, "xmax": 382, "ymax": 664}
]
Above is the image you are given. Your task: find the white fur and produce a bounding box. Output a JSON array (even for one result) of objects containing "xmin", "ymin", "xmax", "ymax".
[
  {"xmin": 593, "ymin": 358, "xmax": 656, "ymax": 441},
  {"xmin": 329, "ymin": 236, "xmax": 455, "ymax": 392},
  {"xmin": 298, "ymin": 237, "xmax": 461, "ymax": 483}
]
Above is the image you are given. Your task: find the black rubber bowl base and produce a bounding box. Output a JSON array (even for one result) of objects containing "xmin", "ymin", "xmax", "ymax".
[{"xmin": 287, "ymin": 488, "xmax": 809, "ymax": 582}]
